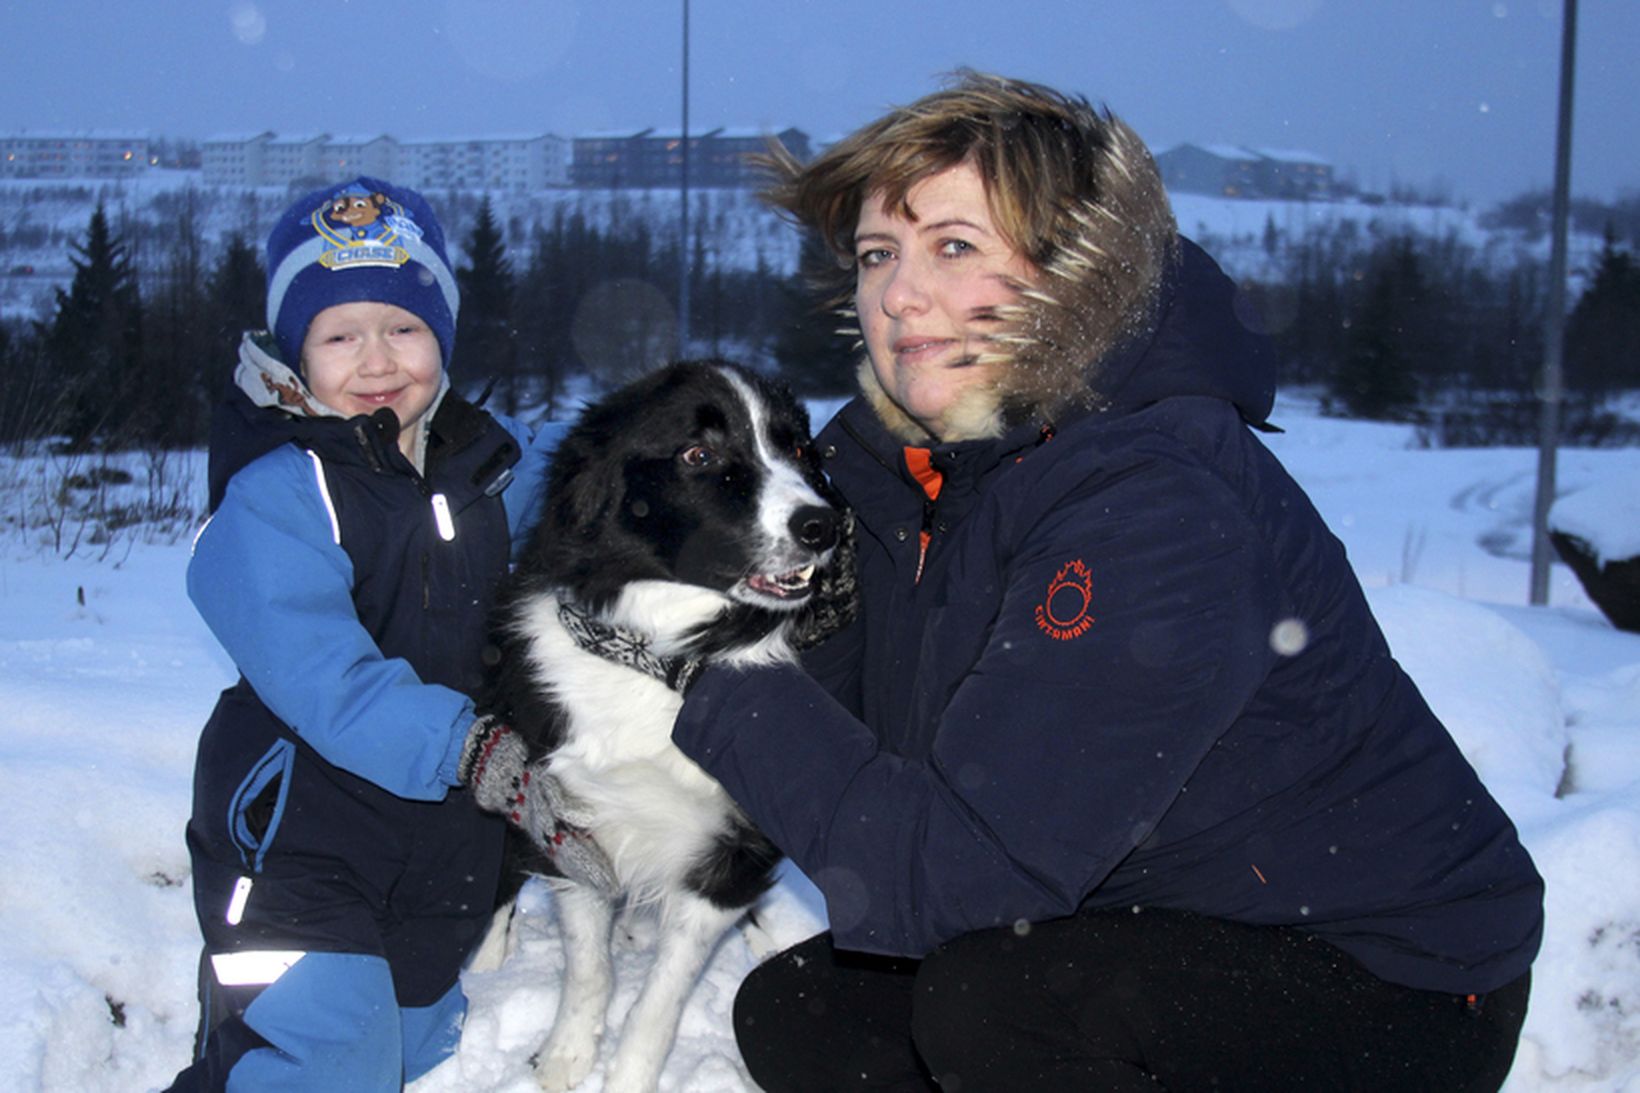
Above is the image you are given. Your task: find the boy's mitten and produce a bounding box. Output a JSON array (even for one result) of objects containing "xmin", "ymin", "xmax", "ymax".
[
  {"xmin": 458, "ymin": 715, "xmax": 530, "ymax": 815},
  {"xmin": 535, "ymin": 786, "xmax": 621, "ymax": 899},
  {"xmin": 458, "ymin": 716, "xmax": 619, "ymax": 897}
]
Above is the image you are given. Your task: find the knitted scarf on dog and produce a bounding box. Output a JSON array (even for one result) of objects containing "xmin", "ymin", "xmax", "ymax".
[{"xmin": 556, "ymin": 599, "xmax": 703, "ymax": 692}]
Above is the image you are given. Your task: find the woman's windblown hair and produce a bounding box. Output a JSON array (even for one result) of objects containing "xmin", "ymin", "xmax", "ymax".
[{"xmin": 759, "ymin": 70, "xmax": 1180, "ymax": 439}]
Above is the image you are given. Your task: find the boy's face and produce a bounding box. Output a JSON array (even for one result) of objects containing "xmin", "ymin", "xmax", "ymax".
[{"xmin": 301, "ymin": 301, "xmax": 443, "ymax": 458}]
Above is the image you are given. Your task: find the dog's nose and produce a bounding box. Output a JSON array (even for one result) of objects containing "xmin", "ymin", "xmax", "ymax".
[{"xmin": 789, "ymin": 505, "xmax": 839, "ymax": 552}]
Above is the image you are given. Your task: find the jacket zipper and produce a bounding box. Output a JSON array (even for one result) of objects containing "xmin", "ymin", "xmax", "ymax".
[{"xmin": 903, "ymin": 447, "xmax": 945, "ymax": 585}]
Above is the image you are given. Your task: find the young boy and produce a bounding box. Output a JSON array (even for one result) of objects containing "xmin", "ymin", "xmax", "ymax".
[{"xmin": 165, "ymin": 178, "xmax": 563, "ymax": 1091}]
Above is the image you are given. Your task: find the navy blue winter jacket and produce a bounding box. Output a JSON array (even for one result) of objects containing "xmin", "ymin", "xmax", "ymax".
[
  {"xmin": 190, "ymin": 338, "xmax": 557, "ymax": 798},
  {"xmin": 184, "ymin": 336, "xmax": 565, "ymax": 1009},
  {"xmin": 673, "ymin": 239, "xmax": 1543, "ymax": 996}
]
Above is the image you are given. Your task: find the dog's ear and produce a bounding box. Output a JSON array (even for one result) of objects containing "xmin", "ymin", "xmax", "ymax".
[
  {"xmin": 544, "ymin": 427, "xmax": 622, "ymax": 538},
  {"xmin": 520, "ymin": 432, "xmax": 620, "ymax": 583}
]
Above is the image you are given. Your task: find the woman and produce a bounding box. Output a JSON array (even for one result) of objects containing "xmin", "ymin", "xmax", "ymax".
[{"xmin": 669, "ymin": 73, "xmax": 1542, "ymax": 1090}]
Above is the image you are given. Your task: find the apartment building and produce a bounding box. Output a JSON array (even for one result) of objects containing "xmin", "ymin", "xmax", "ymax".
[{"xmin": 1, "ymin": 131, "xmax": 153, "ymax": 179}]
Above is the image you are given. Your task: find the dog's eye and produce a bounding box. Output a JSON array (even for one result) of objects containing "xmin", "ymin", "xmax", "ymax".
[{"xmin": 679, "ymin": 445, "xmax": 717, "ymax": 468}]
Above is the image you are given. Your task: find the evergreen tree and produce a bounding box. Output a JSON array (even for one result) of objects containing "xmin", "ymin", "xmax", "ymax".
[
  {"xmin": 1262, "ymin": 214, "xmax": 1280, "ymax": 257},
  {"xmin": 208, "ymin": 232, "xmax": 267, "ymax": 359},
  {"xmin": 690, "ymin": 229, "xmax": 719, "ymax": 355},
  {"xmin": 174, "ymin": 230, "xmax": 268, "ymax": 429},
  {"xmin": 0, "ymin": 322, "xmax": 56, "ymax": 447},
  {"xmin": 143, "ymin": 186, "xmax": 214, "ymax": 447},
  {"xmin": 1564, "ymin": 228, "xmax": 1640, "ymax": 406},
  {"xmin": 771, "ymin": 230, "xmax": 859, "ymax": 397},
  {"xmin": 1464, "ymin": 260, "xmax": 1543, "ymax": 399},
  {"xmin": 39, "ymin": 203, "xmax": 145, "ymax": 449},
  {"xmin": 546, "ymin": 213, "xmax": 678, "ymax": 389},
  {"xmin": 1331, "ymin": 236, "xmax": 1425, "ymax": 420},
  {"xmin": 1271, "ymin": 273, "xmax": 1344, "ymax": 389},
  {"xmin": 514, "ymin": 212, "xmax": 584, "ymax": 417},
  {"xmin": 1268, "ymin": 221, "xmax": 1356, "ymax": 387},
  {"xmin": 456, "ymin": 196, "xmax": 519, "ymax": 411}
]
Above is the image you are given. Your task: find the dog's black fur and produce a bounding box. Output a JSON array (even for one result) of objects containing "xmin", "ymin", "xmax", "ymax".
[{"xmin": 473, "ymin": 359, "xmax": 844, "ymax": 1092}]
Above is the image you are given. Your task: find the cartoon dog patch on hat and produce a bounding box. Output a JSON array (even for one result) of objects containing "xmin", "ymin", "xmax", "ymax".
[
  {"xmin": 311, "ymin": 184, "xmax": 424, "ymax": 270},
  {"xmin": 326, "ymin": 191, "xmax": 389, "ymax": 234}
]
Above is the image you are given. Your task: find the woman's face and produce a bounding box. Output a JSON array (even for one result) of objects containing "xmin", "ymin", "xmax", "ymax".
[{"xmin": 854, "ymin": 161, "xmax": 1036, "ymax": 441}]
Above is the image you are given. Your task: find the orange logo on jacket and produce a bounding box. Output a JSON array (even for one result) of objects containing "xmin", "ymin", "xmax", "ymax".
[{"xmin": 1035, "ymin": 560, "xmax": 1094, "ymax": 641}]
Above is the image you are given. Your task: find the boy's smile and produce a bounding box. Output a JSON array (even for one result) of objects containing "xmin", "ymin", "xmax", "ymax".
[{"xmin": 301, "ymin": 301, "xmax": 443, "ymax": 458}]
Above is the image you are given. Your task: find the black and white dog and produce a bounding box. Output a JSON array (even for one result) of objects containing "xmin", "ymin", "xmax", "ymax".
[{"xmin": 475, "ymin": 360, "xmax": 845, "ymax": 1093}]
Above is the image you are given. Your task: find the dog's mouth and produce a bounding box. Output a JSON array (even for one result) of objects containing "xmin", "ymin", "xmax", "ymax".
[{"xmin": 741, "ymin": 563, "xmax": 817, "ymax": 604}]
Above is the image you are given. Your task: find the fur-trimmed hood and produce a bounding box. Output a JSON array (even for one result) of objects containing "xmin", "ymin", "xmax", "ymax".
[{"xmin": 855, "ymin": 121, "xmax": 1275, "ymax": 442}]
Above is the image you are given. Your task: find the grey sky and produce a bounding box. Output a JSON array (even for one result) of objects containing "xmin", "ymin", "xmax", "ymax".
[{"xmin": 2, "ymin": 0, "xmax": 1635, "ymax": 207}]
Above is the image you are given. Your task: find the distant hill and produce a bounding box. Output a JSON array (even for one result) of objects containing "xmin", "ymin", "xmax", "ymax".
[{"xmin": 0, "ymin": 171, "xmax": 1616, "ymax": 323}]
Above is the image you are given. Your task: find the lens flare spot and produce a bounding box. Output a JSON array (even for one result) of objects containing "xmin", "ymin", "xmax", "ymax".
[
  {"xmin": 1270, "ymin": 617, "xmax": 1310, "ymax": 656},
  {"xmin": 1226, "ymin": 0, "xmax": 1323, "ymax": 32},
  {"xmin": 228, "ymin": 2, "xmax": 267, "ymax": 45}
]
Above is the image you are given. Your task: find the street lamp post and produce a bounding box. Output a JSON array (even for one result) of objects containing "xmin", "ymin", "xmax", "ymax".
[
  {"xmin": 1529, "ymin": 0, "xmax": 1579, "ymax": 605},
  {"xmin": 677, "ymin": 0, "xmax": 691, "ymax": 358}
]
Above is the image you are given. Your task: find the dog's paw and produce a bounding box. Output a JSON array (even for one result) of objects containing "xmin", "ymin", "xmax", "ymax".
[
  {"xmin": 533, "ymin": 1044, "xmax": 598, "ymax": 1093},
  {"xmin": 602, "ymin": 1053, "xmax": 664, "ymax": 1093}
]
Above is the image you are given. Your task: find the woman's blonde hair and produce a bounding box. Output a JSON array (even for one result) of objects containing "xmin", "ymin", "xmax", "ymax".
[{"xmin": 763, "ymin": 70, "xmax": 1163, "ymax": 278}]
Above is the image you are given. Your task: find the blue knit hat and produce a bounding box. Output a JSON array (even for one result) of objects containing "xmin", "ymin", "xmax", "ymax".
[{"xmin": 265, "ymin": 177, "xmax": 460, "ymax": 371}]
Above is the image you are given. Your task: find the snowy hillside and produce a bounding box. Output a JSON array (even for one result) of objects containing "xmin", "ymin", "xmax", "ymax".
[
  {"xmin": 0, "ymin": 170, "xmax": 1615, "ymax": 324},
  {"xmin": 1169, "ymin": 190, "xmax": 1609, "ymax": 288},
  {"xmin": 0, "ymin": 174, "xmax": 798, "ymax": 323}
]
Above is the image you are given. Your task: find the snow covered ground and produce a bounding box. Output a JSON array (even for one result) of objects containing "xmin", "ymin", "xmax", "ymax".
[{"xmin": 2, "ymin": 396, "xmax": 1638, "ymax": 1092}]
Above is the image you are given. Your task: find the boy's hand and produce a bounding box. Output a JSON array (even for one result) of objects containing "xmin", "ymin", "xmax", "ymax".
[
  {"xmin": 458, "ymin": 715, "xmax": 531, "ymax": 815},
  {"xmin": 458, "ymin": 716, "xmax": 619, "ymax": 897},
  {"xmin": 459, "ymin": 717, "xmax": 559, "ymax": 835}
]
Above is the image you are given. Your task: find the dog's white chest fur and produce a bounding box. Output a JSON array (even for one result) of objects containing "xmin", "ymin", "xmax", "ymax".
[{"xmin": 514, "ymin": 591, "xmax": 737, "ymax": 895}]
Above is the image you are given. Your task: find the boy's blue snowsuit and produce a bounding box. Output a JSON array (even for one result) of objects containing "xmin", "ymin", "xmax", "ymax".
[{"xmin": 167, "ymin": 349, "xmax": 559, "ymax": 1091}]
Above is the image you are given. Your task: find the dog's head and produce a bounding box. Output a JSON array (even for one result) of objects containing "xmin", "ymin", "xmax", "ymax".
[{"xmin": 524, "ymin": 360, "xmax": 842, "ymax": 647}]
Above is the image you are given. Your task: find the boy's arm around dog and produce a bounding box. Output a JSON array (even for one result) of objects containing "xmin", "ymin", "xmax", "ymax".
[{"xmin": 188, "ymin": 418, "xmax": 566, "ymax": 801}]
